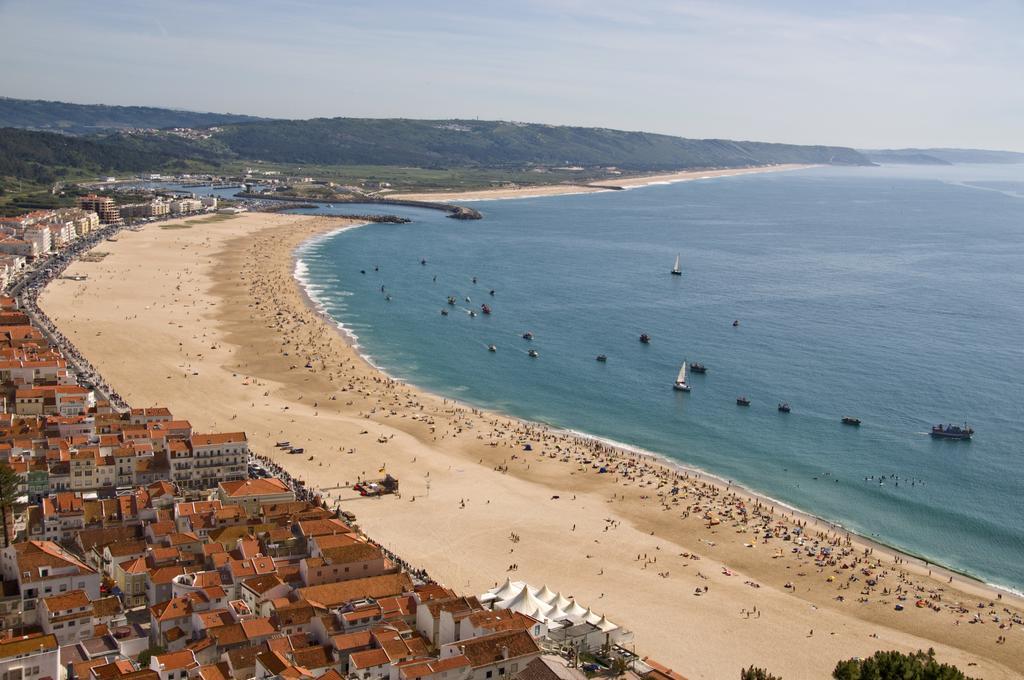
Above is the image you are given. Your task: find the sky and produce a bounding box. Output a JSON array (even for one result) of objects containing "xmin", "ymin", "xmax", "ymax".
[{"xmin": 1, "ymin": 0, "xmax": 1022, "ymax": 150}]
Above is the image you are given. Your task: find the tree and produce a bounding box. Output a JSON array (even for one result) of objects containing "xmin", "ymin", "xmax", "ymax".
[
  {"xmin": 741, "ymin": 667, "xmax": 782, "ymax": 680},
  {"xmin": 833, "ymin": 649, "xmax": 975, "ymax": 680},
  {"xmin": 0, "ymin": 463, "xmax": 21, "ymax": 548},
  {"xmin": 137, "ymin": 646, "xmax": 166, "ymax": 667}
]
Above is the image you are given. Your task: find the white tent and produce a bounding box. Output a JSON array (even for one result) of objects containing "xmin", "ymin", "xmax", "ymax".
[
  {"xmin": 550, "ymin": 592, "xmax": 573, "ymax": 611},
  {"xmin": 488, "ymin": 578, "xmax": 525, "ymax": 602},
  {"xmin": 482, "ymin": 581, "xmax": 621, "ymax": 632},
  {"xmin": 534, "ymin": 584, "xmax": 558, "ymax": 603},
  {"xmin": 499, "ymin": 585, "xmax": 553, "ymax": 618},
  {"xmin": 563, "ymin": 599, "xmax": 589, "ymax": 622}
]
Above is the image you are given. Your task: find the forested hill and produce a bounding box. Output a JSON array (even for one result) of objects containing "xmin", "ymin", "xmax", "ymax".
[
  {"xmin": 210, "ymin": 118, "xmax": 872, "ymax": 169},
  {"xmin": 0, "ymin": 128, "xmax": 223, "ymax": 184},
  {"xmin": 0, "ymin": 97, "xmax": 263, "ymax": 135}
]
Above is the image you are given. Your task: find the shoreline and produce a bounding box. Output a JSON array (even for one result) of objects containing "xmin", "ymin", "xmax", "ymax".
[
  {"xmin": 39, "ymin": 211, "xmax": 1024, "ymax": 679},
  {"xmin": 387, "ymin": 164, "xmax": 815, "ymax": 202},
  {"xmin": 291, "ymin": 227, "xmax": 1022, "ymax": 600}
]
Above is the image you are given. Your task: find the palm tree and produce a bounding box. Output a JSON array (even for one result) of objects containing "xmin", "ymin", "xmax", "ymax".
[{"xmin": 0, "ymin": 463, "xmax": 21, "ymax": 548}]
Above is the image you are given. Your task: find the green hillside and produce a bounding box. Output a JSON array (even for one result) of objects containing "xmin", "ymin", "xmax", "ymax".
[
  {"xmin": 0, "ymin": 128, "xmax": 224, "ymax": 184},
  {"xmin": 0, "ymin": 97, "xmax": 263, "ymax": 135},
  {"xmin": 211, "ymin": 118, "xmax": 871, "ymax": 170}
]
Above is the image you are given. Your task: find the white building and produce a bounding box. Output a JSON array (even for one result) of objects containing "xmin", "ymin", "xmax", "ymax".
[
  {"xmin": 0, "ymin": 540, "xmax": 100, "ymax": 625},
  {"xmin": 0, "ymin": 633, "xmax": 60, "ymax": 680}
]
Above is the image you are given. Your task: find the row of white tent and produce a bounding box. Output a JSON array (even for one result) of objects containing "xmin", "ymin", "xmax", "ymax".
[{"xmin": 480, "ymin": 579, "xmax": 620, "ymax": 633}]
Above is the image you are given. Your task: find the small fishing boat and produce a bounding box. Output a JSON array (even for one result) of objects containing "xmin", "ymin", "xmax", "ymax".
[
  {"xmin": 522, "ymin": 331, "xmax": 534, "ymax": 340},
  {"xmin": 671, "ymin": 253, "xmax": 682, "ymax": 276},
  {"xmin": 528, "ymin": 349, "xmax": 539, "ymax": 358},
  {"xmin": 842, "ymin": 416, "xmax": 861, "ymax": 426},
  {"xmin": 488, "ymin": 344, "xmax": 497, "ymax": 352},
  {"xmin": 778, "ymin": 402, "xmax": 791, "ymax": 413},
  {"xmin": 639, "ymin": 333, "xmax": 651, "ymax": 344},
  {"xmin": 690, "ymin": 362, "xmax": 707, "ymax": 374},
  {"xmin": 465, "ymin": 296, "xmax": 471, "ymax": 302},
  {"xmin": 472, "ymin": 277, "xmax": 477, "ymax": 284},
  {"xmin": 447, "ymin": 296, "xmax": 456, "ymax": 305},
  {"xmin": 489, "ymin": 289, "xmax": 495, "ymax": 296},
  {"xmin": 468, "ymin": 310, "xmax": 477, "ymax": 317},
  {"xmin": 736, "ymin": 396, "xmax": 751, "ymax": 406},
  {"xmin": 440, "ymin": 309, "xmax": 449, "ymax": 316},
  {"xmin": 673, "ymin": 362, "xmax": 691, "ymax": 392},
  {"xmin": 596, "ymin": 354, "xmax": 608, "ymax": 362},
  {"xmin": 930, "ymin": 423, "xmax": 973, "ymax": 440},
  {"xmin": 733, "ymin": 319, "xmax": 740, "ymax": 327},
  {"xmin": 481, "ymin": 304, "xmax": 492, "ymax": 315},
  {"xmin": 421, "ymin": 258, "xmax": 427, "ymax": 265}
]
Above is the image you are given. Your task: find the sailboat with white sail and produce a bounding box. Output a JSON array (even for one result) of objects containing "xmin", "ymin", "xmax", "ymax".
[
  {"xmin": 671, "ymin": 254, "xmax": 682, "ymax": 276},
  {"xmin": 673, "ymin": 361, "xmax": 691, "ymax": 392}
]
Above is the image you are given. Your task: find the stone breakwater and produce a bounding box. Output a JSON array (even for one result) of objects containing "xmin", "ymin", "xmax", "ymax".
[{"xmin": 236, "ymin": 192, "xmax": 483, "ymax": 220}]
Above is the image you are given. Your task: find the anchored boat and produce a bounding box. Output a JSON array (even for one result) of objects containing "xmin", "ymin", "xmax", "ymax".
[
  {"xmin": 671, "ymin": 253, "xmax": 682, "ymax": 276},
  {"xmin": 930, "ymin": 423, "xmax": 973, "ymax": 440}
]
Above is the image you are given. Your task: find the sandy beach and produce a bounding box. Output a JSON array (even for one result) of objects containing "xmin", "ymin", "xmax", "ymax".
[
  {"xmin": 39, "ymin": 210, "xmax": 1023, "ymax": 679},
  {"xmin": 390, "ymin": 165, "xmax": 813, "ymax": 201}
]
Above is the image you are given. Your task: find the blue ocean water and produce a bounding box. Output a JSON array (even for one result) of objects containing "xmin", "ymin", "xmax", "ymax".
[{"xmin": 293, "ymin": 165, "xmax": 1024, "ymax": 592}]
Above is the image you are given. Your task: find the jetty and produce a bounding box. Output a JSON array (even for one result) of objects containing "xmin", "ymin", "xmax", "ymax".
[{"xmin": 236, "ymin": 192, "xmax": 482, "ymax": 220}]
